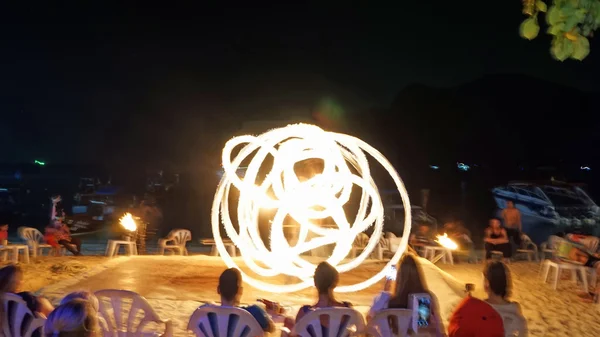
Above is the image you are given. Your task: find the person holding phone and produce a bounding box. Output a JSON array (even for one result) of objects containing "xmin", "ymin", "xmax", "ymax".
[{"xmin": 367, "ymin": 254, "xmax": 446, "ymax": 336}]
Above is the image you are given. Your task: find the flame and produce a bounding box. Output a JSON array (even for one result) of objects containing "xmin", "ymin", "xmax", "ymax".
[
  {"xmin": 119, "ymin": 213, "xmax": 137, "ymax": 232},
  {"xmin": 436, "ymin": 233, "xmax": 458, "ymax": 250}
]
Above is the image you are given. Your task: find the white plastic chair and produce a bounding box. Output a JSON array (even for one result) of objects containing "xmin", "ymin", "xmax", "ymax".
[
  {"xmin": 1, "ymin": 293, "xmax": 46, "ymax": 337},
  {"xmin": 187, "ymin": 305, "xmax": 264, "ymax": 337},
  {"xmin": 18, "ymin": 226, "xmax": 60, "ymax": 257},
  {"xmin": 539, "ymin": 235, "xmax": 560, "ymax": 262},
  {"xmin": 540, "ymin": 259, "xmax": 588, "ymax": 291},
  {"xmin": 366, "ymin": 309, "xmax": 412, "ymax": 337},
  {"xmin": 515, "ymin": 234, "xmax": 538, "ymax": 262},
  {"xmin": 95, "ymin": 289, "xmax": 173, "ymax": 337},
  {"xmin": 158, "ymin": 229, "xmax": 191, "ymax": 255},
  {"xmin": 292, "ymin": 307, "xmax": 365, "ymax": 337},
  {"xmin": 351, "ymin": 233, "xmax": 383, "ymax": 260}
]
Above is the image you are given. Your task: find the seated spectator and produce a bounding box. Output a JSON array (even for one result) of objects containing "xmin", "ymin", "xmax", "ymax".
[
  {"xmin": 295, "ymin": 262, "xmax": 352, "ymax": 323},
  {"xmin": 61, "ymin": 291, "xmax": 112, "ymax": 332},
  {"xmin": 483, "ymin": 261, "xmax": 528, "ymax": 336},
  {"xmin": 52, "ymin": 219, "xmax": 83, "ymax": 256},
  {"xmin": 61, "ymin": 291, "xmax": 99, "ymax": 311},
  {"xmin": 444, "ymin": 221, "xmax": 475, "ymax": 263},
  {"xmin": 0, "ymin": 224, "xmax": 8, "ymax": 244},
  {"xmin": 368, "ymin": 254, "xmax": 445, "ymax": 335},
  {"xmin": 564, "ymin": 233, "xmax": 600, "ymax": 253},
  {"xmin": 44, "ymin": 223, "xmax": 61, "ymax": 256},
  {"xmin": 44, "ymin": 299, "xmax": 99, "ymax": 337},
  {"xmin": 410, "ymin": 223, "xmax": 437, "ymax": 249},
  {"xmin": 199, "ymin": 268, "xmax": 275, "ymax": 333},
  {"xmin": 555, "ymin": 238, "xmax": 600, "ymax": 302},
  {"xmin": 448, "ymin": 296, "xmax": 504, "ymax": 337},
  {"xmin": 0, "ymin": 265, "xmax": 54, "ymax": 318},
  {"xmin": 484, "ymin": 218, "xmax": 511, "ymax": 261},
  {"xmin": 285, "ymin": 262, "xmax": 352, "ymax": 335}
]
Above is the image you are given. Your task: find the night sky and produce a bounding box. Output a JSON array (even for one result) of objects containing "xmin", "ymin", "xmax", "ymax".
[{"xmin": 2, "ymin": 2, "xmax": 599, "ymax": 165}]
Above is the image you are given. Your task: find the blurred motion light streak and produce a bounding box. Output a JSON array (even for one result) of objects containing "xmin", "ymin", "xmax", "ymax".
[{"xmin": 212, "ymin": 124, "xmax": 411, "ymax": 293}]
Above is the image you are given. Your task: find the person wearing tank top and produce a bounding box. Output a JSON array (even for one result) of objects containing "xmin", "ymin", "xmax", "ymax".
[{"xmin": 484, "ymin": 218, "xmax": 511, "ymax": 260}]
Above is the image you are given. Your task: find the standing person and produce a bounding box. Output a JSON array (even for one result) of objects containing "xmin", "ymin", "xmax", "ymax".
[
  {"xmin": 501, "ymin": 201, "xmax": 522, "ymax": 247},
  {"xmin": 484, "ymin": 218, "xmax": 511, "ymax": 261}
]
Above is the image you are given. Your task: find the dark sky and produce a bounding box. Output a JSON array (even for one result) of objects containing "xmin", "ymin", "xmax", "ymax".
[{"xmin": 2, "ymin": 2, "xmax": 599, "ymax": 164}]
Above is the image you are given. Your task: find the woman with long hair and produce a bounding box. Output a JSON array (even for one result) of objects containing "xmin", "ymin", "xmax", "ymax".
[
  {"xmin": 483, "ymin": 262, "xmax": 527, "ymax": 336},
  {"xmin": 44, "ymin": 299, "xmax": 99, "ymax": 337},
  {"xmin": 284, "ymin": 262, "xmax": 352, "ymax": 335},
  {"xmin": 368, "ymin": 254, "xmax": 445, "ymax": 335},
  {"xmin": 0, "ymin": 265, "xmax": 54, "ymax": 318},
  {"xmin": 295, "ymin": 262, "xmax": 352, "ymax": 322}
]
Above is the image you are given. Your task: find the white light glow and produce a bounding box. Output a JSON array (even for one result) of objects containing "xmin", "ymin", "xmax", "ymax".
[
  {"xmin": 120, "ymin": 213, "xmax": 137, "ymax": 232},
  {"xmin": 436, "ymin": 233, "xmax": 458, "ymax": 250},
  {"xmin": 212, "ymin": 123, "xmax": 411, "ymax": 293}
]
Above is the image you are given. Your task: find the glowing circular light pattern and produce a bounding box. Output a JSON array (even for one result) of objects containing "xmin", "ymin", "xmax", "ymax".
[{"xmin": 211, "ymin": 123, "xmax": 412, "ymax": 293}]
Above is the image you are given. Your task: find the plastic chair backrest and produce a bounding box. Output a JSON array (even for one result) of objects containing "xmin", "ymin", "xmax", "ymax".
[
  {"xmin": 187, "ymin": 305, "xmax": 264, "ymax": 337},
  {"xmin": 366, "ymin": 309, "xmax": 412, "ymax": 337},
  {"xmin": 498, "ymin": 311, "xmax": 527, "ymax": 337},
  {"xmin": 18, "ymin": 227, "xmax": 44, "ymax": 245},
  {"xmin": 386, "ymin": 232, "xmax": 398, "ymax": 239},
  {"xmin": 167, "ymin": 229, "xmax": 191, "ymax": 246},
  {"xmin": 378, "ymin": 236, "xmax": 390, "ymax": 251},
  {"xmin": 354, "ymin": 233, "xmax": 369, "ymax": 248},
  {"xmin": 292, "ymin": 307, "xmax": 365, "ymax": 337},
  {"xmin": 1, "ymin": 293, "xmax": 45, "ymax": 337},
  {"xmin": 519, "ymin": 234, "xmax": 538, "ymax": 253},
  {"xmin": 95, "ymin": 289, "xmax": 167, "ymax": 337}
]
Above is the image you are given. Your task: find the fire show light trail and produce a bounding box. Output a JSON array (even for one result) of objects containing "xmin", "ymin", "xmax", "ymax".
[{"xmin": 211, "ymin": 124, "xmax": 412, "ymax": 293}]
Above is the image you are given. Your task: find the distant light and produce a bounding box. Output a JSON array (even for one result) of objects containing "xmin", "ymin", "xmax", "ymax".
[
  {"xmin": 34, "ymin": 160, "xmax": 45, "ymax": 166},
  {"xmin": 581, "ymin": 166, "xmax": 591, "ymax": 171},
  {"xmin": 457, "ymin": 162, "xmax": 470, "ymax": 172},
  {"xmin": 429, "ymin": 165, "xmax": 440, "ymax": 170},
  {"xmin": 0, "ymin": 188, "xmax": 7, "ymax": 192}
]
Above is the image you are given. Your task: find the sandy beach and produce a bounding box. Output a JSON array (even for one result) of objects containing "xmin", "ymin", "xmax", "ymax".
[{"xmin": 10, "ymin": 253, "xmax": 600, "ymax": 337}]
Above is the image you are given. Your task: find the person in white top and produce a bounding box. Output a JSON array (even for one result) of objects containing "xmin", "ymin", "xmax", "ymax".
[
  {"xmin": 484, "ymin": 261, "xmax": 528, "ymax": 337},
  {"xmin": 368, "ymin": 254, "xmax": 446, "ymax": 336}
]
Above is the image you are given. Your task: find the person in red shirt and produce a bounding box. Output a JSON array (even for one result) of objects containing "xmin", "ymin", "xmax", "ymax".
[
  {"xmin": 53, "ymin": 219, "xmax": 83, "ymax": 256},
  {"xmin": 0, "ymin": 224, "xmax": 8, "ymax": 244},
  {"xmin": 44, "ymin": 223, "xmax": 60, "ymax": 255}
]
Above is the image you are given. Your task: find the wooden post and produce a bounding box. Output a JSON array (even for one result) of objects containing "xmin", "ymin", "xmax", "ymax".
[{"xmin": 136, "ymin": 221, "xmax": 147, "ymax": 255}]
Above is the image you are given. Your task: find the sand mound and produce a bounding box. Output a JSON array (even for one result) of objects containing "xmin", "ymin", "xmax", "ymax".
[{"xmin": 49, "ymin": 261, "xmax": 89, "ymax": 275}]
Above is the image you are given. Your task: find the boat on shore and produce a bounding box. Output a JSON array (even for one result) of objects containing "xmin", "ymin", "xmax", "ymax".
[{"xmin": 492, "ymin": 180, "xmax": 600, "ymax": 242}]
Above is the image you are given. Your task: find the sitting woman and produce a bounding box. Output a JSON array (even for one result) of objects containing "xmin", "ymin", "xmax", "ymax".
[
  {"xmin": 368, "ymin": 254, "xmax": 445, "ymax": 336},
  {"xmin": 484, "ymin": 218, "xmax": 511, "ymax": 261},
  {"xmin": 44, "ymin": 299, "xmax": 100, "ymax": 337},
  {"xmin": 483, "ymin": 261, "xmax": 528, "ymax": 336},
  {"xmin": 290, "ymin": 262, "xmax": 352, "ymax": 332},
  {"xmin": 0, "ymin": 265, "xmax": 54, "ymax": 318}
]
